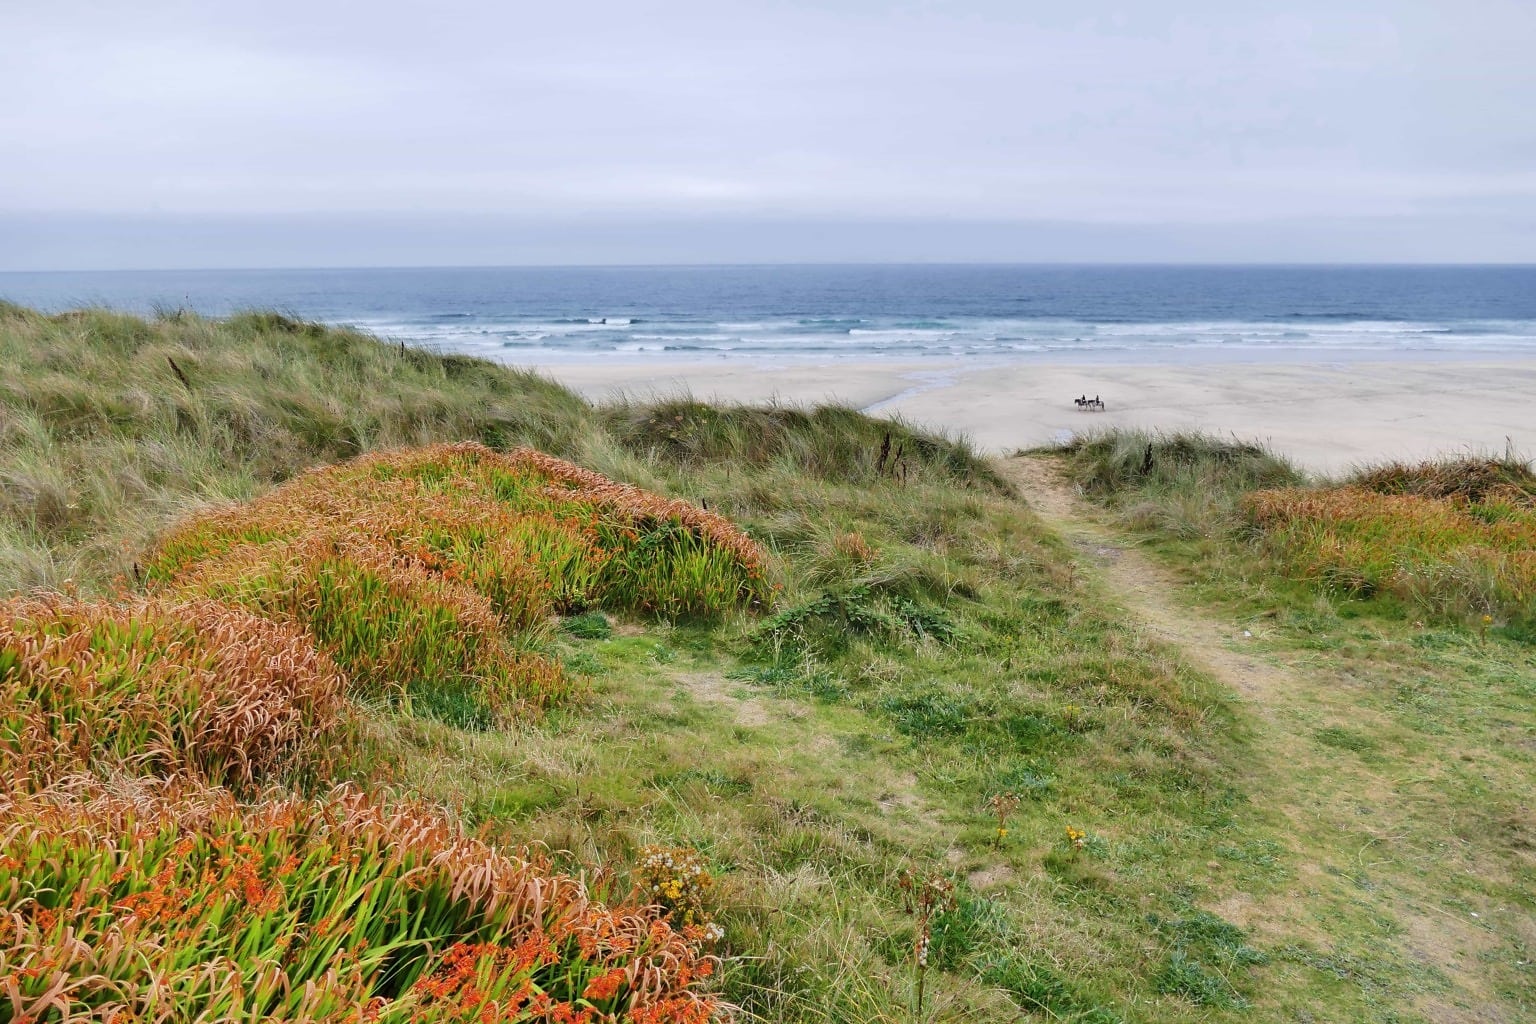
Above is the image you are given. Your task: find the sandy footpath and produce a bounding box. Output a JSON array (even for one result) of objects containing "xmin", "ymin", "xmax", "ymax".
[{"xmin": 527, "ymin": 356, "xmax": 1536, "ymax": 475}]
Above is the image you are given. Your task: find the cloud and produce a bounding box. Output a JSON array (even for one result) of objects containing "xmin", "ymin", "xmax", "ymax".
[{"xmin": 2, "ymin": 0, "xmax": 1534, "ymax": 264}]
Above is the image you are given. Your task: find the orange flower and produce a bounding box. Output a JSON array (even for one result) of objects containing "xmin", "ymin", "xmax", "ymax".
[{"xmin": 583, "ymin": 967, "xmax": 627, "ymax": 1002}]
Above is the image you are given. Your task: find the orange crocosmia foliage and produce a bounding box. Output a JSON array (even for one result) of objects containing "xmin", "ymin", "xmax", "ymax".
[
  {"xmin": 148, "ymin": 442, "xmax": 768, "ymax": 617},
  {"xmin": 625, "ymin": 999, "xmax": 718, "ymax": 1024},
  {"xmin": 493, "ymin": 446, "xmax": 768, "ymax": 584},
  {"xmin": 0, "ymin": 595, "xmax": 347, "ymax": 789},
  {"xmin": 167, "ymin": 532, "xmax": 571, "ymax": 723},
  {"xmin": 142, "ymin": 443, "xmax": 770, "ymax": 724},
  {"xmin": 0, "ymin": 781, "xmax": 724, "ymax": 1022}
]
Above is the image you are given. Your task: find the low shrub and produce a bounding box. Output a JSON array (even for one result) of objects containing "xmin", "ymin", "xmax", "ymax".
[
  {"xmin": 0, "ymin": 596, "xmax": 347, "ymax": 789},
  {"xmin": 0, "ymin": 781, "xmax": 722, "ymax": 1022}
]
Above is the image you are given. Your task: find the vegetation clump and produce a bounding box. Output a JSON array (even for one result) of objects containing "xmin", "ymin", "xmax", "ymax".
[
  {"xmin": 143, "ymin": 442, "xmax": 769, "ymax": 725},
  {"xmin": 604, "ymin": 400, "xmax": 1008, "ymax": 492},
  {"xmin": 1244, "ymin": 484, "xmax": 1536, "ymax": 623},
  {"xmin": 0, "ymin": 781, "xmax": 721, "ymax": 1022},
  {"xmin": 163, "ymin": 533, "xmax": 565, "ymax": 727},
  {"xmin": 1059, "ymin": 430, "xmax": 1300, "ymax": 501},
  {"xmin": 1059, "ymin": 429, "xmax": 1536, "ymax": 626},
  {"xmin": 150, "ymin": 442, "xmax": 768, "ymax": 619},
  {"xmin": 1056, "ymin": 429, "xmax": 1301, "ymax": 539},
  {"xmin": 0, "ymin": 305, "xmax": 594, "ymax": 593},
  {"xmin": 635, "ymin": 846, "xmax": 719, "ymax": 934},
  {"xmin": 1350, "ymin": 454, "xmax": 1536, "ymax": 504},
  {"xmin": 0, "ymin": 595, "xmax": 347, "ymax": 789}
]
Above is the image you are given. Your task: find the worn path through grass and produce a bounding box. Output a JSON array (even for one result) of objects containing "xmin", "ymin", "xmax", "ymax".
[
  {"xmin": 1001, "ymin": 454, "xmax": 1530, "ymax": 1024},
  {"xmin": 1003, "ymin": 456, "xmax": 1291, "ymax": 707}
]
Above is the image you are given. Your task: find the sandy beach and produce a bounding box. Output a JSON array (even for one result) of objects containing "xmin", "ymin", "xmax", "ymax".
[{"xmin": 530, "ymin": 356, "xmax": 1536, "ymax": 475}]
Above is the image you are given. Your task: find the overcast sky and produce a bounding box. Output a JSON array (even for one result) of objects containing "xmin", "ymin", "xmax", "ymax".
[{"xmin": 4, "ymin": 1, "xmax": 1534, "ymax": 268}]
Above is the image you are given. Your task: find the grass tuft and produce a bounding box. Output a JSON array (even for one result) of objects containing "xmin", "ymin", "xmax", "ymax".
[
  {"xmin": 1058, "ymin": 429, "xmax": 1536, "ymax": 626},
  {"xmin": 1056, "ymin": 429, "xmax": 1301, "ymax": 539},
  {"xmin": 1058, "ymin": 429, "xmax": 1300, "ymax": 500},
  {"xmin": 1350, "ymin": 454, "xmax": 1536, "ymax": 504},
  {"xmin": 1244, "ymin": 484, "xmax": 1536, "ymax": 624},
  {"xmin": 604, "ymin": 399, "xmax": 1008, "ymax": 493}
]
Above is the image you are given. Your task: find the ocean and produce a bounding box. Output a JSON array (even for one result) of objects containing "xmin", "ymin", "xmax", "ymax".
[{"xmin": 3, "ymin": 264, "xmax": 1535, "ymax": 363}]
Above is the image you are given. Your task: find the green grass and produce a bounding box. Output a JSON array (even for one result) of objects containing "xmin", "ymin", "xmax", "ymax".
[
  {"xmin": 602, "ymin": 398, "xmax": 1008, "ymax": 494},
  {"xmin": 1049, "ymin": 429, "xmax": 1536, "ymax": 1023},
  {"xmin": 1057, "ymin": 427, "xmax": 1536, "ymax": 626},
  {"xmin": 383, "ymin": 450, "xmax": 1290, "ymax": 1021},
  {"xmin": 1245, "ymin": 484, "xmax": 1536, "ymax": 626},
  {"xmin": 1050, "ymin": 428, "xmax": 1302, "ymax": 540}
]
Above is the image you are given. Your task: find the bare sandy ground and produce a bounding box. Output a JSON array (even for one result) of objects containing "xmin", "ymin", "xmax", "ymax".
[{"xmin": 527, "ymin": 357, "xmax": 1536, "ymax": 475}]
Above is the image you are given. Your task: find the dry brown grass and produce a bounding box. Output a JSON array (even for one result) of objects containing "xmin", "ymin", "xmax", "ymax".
[
  {"xmin": 1350, "ymin": 455, "xmax": 1536, "ymax": 505},
  {"xmin": 1244, "ymin": 486, "xmax": 1536, "ymax": 621}
]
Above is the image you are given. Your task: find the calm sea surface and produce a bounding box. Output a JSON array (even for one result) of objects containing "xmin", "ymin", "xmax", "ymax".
[{"xmin": 4, "ymin": 265, "xmax": 1535, "ymax": 363}]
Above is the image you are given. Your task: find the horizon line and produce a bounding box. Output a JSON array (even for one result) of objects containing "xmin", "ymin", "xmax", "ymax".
[{"xmin": 7, "ymin": 259, "xmax": 1536, "ymax": 275}]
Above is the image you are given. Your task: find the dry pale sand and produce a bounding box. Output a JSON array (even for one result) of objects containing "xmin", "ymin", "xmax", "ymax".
[{"xmin": 528, "ymin": 357, "xmax": 1536, "ymax": 475}]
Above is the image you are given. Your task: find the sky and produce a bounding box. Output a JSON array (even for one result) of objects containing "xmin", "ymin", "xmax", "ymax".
[{"xmin": 3, "ymin": 0, "xmax": 1535, "ymax": 268}]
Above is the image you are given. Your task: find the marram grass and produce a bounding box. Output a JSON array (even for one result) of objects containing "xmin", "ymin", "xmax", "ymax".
[
  {"xmin": 1245, "ymin": 485, "xmax": 1536, "ymax": 623},
  {"xmin": 0, "ymin": 303, "xmax": 595, "ymax": 594},
  {"xmin": 1058, "ymin": 430, "xmax": 1536, "ymax": 625}
]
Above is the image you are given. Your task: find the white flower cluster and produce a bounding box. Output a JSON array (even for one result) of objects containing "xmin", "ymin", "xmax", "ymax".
[{"xmin": 642, "ymin": 850, "xmax": 703, "ymax": 871}]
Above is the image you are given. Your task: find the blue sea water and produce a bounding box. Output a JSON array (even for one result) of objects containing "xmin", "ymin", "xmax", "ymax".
[{"xmin": 3, "ymin": 264, "xmax": 1535, "ymax": 363}]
